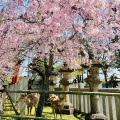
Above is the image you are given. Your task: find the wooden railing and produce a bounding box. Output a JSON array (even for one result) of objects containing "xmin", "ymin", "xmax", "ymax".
[{"xmin": 0, "ymin": 89, "xmax": 120, "ymax": 120}]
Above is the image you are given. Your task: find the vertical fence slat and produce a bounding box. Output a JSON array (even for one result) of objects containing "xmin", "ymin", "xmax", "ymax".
[
  {"xmin": 75, "ymin": 91, "xmax": 77, "ymax": 109},
  {"xmin": 99, "ymin": 95, "xmax": 103, "ymax": 114},
  {"xmin": 115, "ymin": 96, "xmax": 120, "ymax": 120},
  {"xmin": 72, "ymin": 93, "xmax": 74, "ymax": 106},
  {"xmin": 74, "ymin": 93, "xmax": 76, "ymax": 109},
  {"xmin": 88, "ymin": 95, "xmax": 91, "ymax": 113},
  {"xmin": 102, "ymin": 96, "xmax": 106, "ymax": 118},
  {"xmin": 81, "ymin": 95, "xmax": 84, "ymax": 112},
  {"xmin": 78, "ymin": 94, "xmax": 81, "ymax": 112},
  {"xmin": 83, "ymin": 95, "xmax": 86, "ymax": 112},
  {"xmin": 84, "ymin": 95, "xmax": 88, "ymax": 113},
  {"xmin": 103, "ymin": 96, "xmax": 110, "ymax": 120},
  {"xmin": 76, "ymin": 94, "xmax": 79, "ymax": 110},
  {"xmin": 108, "ymin": 96, "xmax": 113, "ymax": 120},
  {"xmin": 69, "ymin": 94, "xmax": 71, "ymax": 103},
  {"xmin": 111, "ymin": 96, "xmax": 117, "ymax": 120}
]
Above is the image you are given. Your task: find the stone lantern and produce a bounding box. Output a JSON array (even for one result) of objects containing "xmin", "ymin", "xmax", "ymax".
[
  {"xmin": 59, "ymin": 62, "xmax": 74, "ymax": 115},
  {"xmin": 48, "ymin": 71, "xmax": 57, "ymax": 96},
  {"xmin": 85, "ymin": 60, "xmax": 107, "ymax": 120}
]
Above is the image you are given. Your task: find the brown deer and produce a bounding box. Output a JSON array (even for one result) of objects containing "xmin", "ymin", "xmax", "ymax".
[
  {"xmin": 49, "ymin": 94, "xmax": 65, "ymax": 119},
  {"xmin": 16, "ymin": 93, "xmax": 40, "ymax": 115}
]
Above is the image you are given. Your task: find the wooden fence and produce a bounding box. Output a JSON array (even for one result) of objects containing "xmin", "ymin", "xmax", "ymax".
[
  {"xmin": 0, "ymin": 89, "xmax": 120, "ymax": 120},
  {"xmin": 70, "ymin": 88, "xmax": 120, "ymax": 120},
  {"xmin": 1, "ymin": 78, "xmax": 120, "ymax": 120},
  {"xmin": 8, "ymin": 77, "xmax": 29, "ymax": 115},
  {"xmin": 55, "ymin": 83, "xmax": 120, "ymax": 120}
]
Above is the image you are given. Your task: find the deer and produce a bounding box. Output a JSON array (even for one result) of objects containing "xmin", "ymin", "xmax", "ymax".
[
  {"xmin": 16, "ymin": 93, "xmax": 40, "ymax": 115},
  {"xmin": 49, "ymin": 94, "xmax": 65, "ymax": 119}
]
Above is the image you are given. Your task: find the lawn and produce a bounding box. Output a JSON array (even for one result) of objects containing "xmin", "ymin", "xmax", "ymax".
[
  {"xmin": 3, "ymin": 105, "xmax": 85, "ymax": 120},
  {"xmin": 42, "ymin": 107, "xmax": 85, "ymax": 120}
]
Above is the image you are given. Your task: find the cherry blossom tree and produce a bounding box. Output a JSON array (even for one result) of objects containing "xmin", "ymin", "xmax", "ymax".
[
  {"xmin": 0, "ymin": 0, "xmax": 119, "ymax": 67},
  {"xmin": 0, "ymin": 0, "xmax": 120, "ymax": 117}
]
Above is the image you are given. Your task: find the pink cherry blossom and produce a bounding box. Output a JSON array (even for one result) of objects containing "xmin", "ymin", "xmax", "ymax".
[{"xmin": 0, "ymin": 0, "xmax": 119, "ymax": 75}]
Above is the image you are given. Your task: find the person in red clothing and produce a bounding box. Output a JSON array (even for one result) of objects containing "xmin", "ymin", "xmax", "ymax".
[{"xmin": 9, "ymin": 60, "xmax": 22, "ymax": 85}]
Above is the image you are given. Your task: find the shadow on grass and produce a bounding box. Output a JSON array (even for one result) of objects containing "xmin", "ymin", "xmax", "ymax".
[
  {"xmin": 73, "ymin": 110, "xmax": 85, "ymax": 120},
  {"xmin": 74, "ymin": 114, "xmax": 85, "ymax": 120},
  {"xmin": 43, "ymin": 111, "xmax": 52, "ymax": 114},
  {"xmin": 43, "ymin": 107, "xmax": 85, "ymax": 120}
]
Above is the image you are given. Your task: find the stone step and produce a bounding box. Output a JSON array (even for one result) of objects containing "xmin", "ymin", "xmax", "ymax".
[
  {"xmin": 3, "ymin": 109, "xmax": 15, "ymax": 111},
  {"xmin": 4, "ymin": 102, "xmax": 11, "ymax": 104},
  {"xmin": 4, "ymin": 104, "xmax": 17, "ymax": 106},
  {"xmin": 4, "ymin": 102, "xmax": 18, "ymax": 113},
  {"xmin": 1, "ymin": 117, "xmax": 13, "ymax": 120},
  {"xmin": 0, "ymin": 98, "xmax": 19, "ymax": 115},
  {"xmin": 4, "ymin": 106, "xmax": 18, "ymax": 111}
]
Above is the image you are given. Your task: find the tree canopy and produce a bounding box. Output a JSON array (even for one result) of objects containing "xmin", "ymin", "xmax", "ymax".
[{"xmin": 0, "ymin": 0, "xmax": 120, "ymax": 76}]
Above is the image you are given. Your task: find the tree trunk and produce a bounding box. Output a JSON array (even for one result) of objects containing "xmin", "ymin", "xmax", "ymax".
[
  {"xmin": 35, "ymin": 80, "xmax": 48, "ymax": 117},
  {"xmin": 103, "ymin": 70, "xmax": 108, "ymax": 88},
  {"xmin": 36, "ymin": 53, "xmax": 53, "ymax": 117}
]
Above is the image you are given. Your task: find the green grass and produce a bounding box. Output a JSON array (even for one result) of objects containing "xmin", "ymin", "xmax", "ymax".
[
  {"xmin": 3, "ymin": 101, "xmax": 85, "ymax": 120},
  {"xmin": 42, "ymin": 107, "xmax": 85, "ymax": 120}
]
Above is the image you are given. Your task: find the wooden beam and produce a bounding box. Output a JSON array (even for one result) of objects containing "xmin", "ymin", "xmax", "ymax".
[
  {"xmin": 0, "ymin": 114, "xmax": 65, "ymax": 120},
  {"xmin": 0, "ymin": 89, "xmax": 120, "ymax": 96}
]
